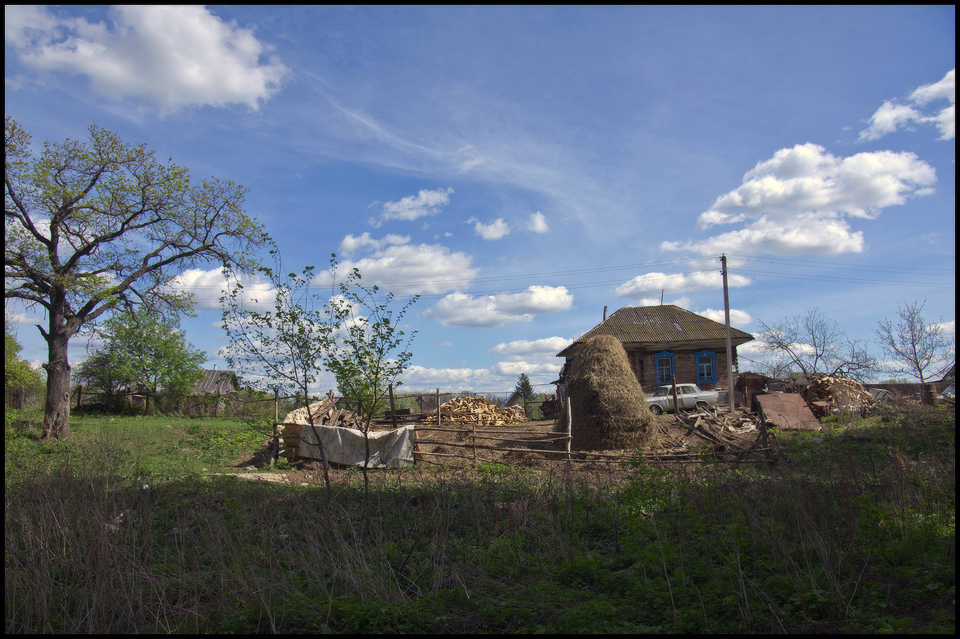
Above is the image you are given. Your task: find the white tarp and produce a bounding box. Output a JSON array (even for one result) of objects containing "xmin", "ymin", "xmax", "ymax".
[{"xmin": 296, "ymin": 423, "xmax": 416, "ymax": 469}]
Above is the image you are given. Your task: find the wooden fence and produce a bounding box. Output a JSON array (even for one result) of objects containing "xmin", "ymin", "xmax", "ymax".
[{"xmin": 5, "ymin": 386, "xmax": 42, "ymax": 411}]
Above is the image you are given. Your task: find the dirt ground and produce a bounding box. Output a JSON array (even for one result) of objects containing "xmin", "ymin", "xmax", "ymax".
[{"xmin": 231, "ymin": 411, "xmax": 768, "ymax": 485}]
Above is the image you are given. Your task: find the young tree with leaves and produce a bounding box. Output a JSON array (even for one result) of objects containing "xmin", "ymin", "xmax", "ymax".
[
  {"xmin": 5, "ymin": 315, "xmax": 44, "ymax": 390},
  {"xmin": 75, "ymin": 308, "xmax": 205, "ymax": 414},
  {"xmin": 4, "ymin": 117, "xmax": 269, "ymax": 438},
  {"xmin": 221, "ymin": 254, "xmax": 337, "ymax": 497},
  {"xmin": 326, "ymin": 266, "xmax": 418, "ymax": 499},
  {"xmin": 875, "ymin": 299, "xmax": 954, "ymax": 384}
]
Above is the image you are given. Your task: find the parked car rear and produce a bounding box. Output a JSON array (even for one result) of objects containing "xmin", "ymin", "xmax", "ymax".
[{"xmin": 645, "ymin": 384, "xmax": 719, "ymax": 415}]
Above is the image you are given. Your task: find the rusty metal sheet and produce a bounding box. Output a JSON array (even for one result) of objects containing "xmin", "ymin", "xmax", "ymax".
[{"xmin": 755, "ymin": 393, "xmax": 821, "ymax": 431}]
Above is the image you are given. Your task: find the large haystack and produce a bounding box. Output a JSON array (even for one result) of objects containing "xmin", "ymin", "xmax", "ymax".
[{"xmin": 556, "ymin": 335, "xmax": 659, "ymax": 451}]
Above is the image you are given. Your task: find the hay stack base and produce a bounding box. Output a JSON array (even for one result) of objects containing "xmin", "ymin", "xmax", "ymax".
[{"xmin": 557, "ymin": 335, "xmax": 659, "ymax": 451}]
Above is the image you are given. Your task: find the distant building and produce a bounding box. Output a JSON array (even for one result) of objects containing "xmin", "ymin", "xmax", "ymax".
[
  {"xmin": 195, "ymin": 368, "xmax": 240, "ymax": 395},
  {"xmin": 557, "ymin": 305, "xmax": 754, "ymax": 390}
]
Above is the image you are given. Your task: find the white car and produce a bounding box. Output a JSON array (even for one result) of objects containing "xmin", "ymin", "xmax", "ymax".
[{"xmin": 645, "ymin": 384, "xmax": 719, "ymax": 415}]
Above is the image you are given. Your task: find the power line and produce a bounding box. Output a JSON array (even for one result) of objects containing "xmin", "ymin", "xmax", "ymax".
[
  {"xmin": 731, "ymin": 253, "xmax": 955, "ymax": 275},
  {"xmin": 166, "ymin": 256, "xmax": 721, "ymax": 290},
  {"xmin": 735, "ymin": 268, "xmax": 954, "ymax": 288}
]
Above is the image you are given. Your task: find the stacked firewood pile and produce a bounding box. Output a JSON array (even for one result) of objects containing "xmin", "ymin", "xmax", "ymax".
[
  {"xmin": 803, "ymin": 374, "xmax": 876, "ymax": 414},
  {"xmin": 283, "ymin": 397, "xmax": 362, "ymax": 429},
  {"xmin": 503, "ymin": 405, "xmax": 529, "ymax": 423},
  {"xmin": 431, "ymin": 396, "xmax": 526, "ymax": 426}
]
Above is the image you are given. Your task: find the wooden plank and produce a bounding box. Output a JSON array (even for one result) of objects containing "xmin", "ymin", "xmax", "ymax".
[
  {"xmin": 415, "ymin": 439, "xmax": 628, "ymax": 459},
  {"xmin": 415, "ymin": 427, "xmax": 568, "ymax": 437}
]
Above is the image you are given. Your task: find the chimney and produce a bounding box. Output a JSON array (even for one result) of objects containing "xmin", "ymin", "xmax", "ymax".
[
  {"xmin": 603, "ymin": 306, "xmax": 608, "ymax": 321},
  {"xmin": 213, "ymin": 364, "xmax": 217, "ymax": 371}
]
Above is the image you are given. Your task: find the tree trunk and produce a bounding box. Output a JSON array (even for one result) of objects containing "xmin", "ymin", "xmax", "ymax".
[{"xmin": 42, "ymin": 323, "xmax": 72, "ymax": 439}]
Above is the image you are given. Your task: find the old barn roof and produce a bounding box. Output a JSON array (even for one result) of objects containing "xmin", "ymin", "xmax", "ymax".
[
  {"xmin": 195, "ymin": 369, "xmax": 239, "ymax": 394},
  {"xmin": 557, "ymin": 305, "xmax": 754, "ymax": 357}
]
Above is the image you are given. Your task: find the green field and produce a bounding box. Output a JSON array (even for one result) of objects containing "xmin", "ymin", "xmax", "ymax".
[{"xmin": 5, "ymin": 406, "xmax": 955, "ymax": 633}]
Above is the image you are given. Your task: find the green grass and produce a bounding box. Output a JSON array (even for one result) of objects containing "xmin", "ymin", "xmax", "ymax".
[
  {"xmin": 4, "ymin": 405, "xmax": 955, "ymax": 633},
  {"xmin": 5, "ymin": 411, "xmax": 267, "ymax": 481}
]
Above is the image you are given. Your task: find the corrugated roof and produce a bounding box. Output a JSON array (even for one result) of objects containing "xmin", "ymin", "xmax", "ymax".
[
  {"xmin": 195, "ymin": 369, "xmax": 238, "ymax": 394},
  {"xmin": 558, "ymin": 305, "xmax": 753, "ymax": 356}
]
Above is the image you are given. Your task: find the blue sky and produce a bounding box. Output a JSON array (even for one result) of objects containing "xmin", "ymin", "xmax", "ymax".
[{"xmin": 5, "ymin": 5, "xmax": 955, "ymax": 392}]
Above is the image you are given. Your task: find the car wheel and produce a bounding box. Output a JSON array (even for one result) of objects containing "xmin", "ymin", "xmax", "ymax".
[
  {"xmin": 695, "ymin": 401, "xmax": 709, "ymax": 410},
  {"xmin": 650, "ymin": 405, "xmax": 663, "ymax": 415}
]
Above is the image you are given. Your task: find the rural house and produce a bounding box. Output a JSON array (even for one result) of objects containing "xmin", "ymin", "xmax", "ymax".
[
  {"xmin": 195, "ymin": 367, "xmax": 240, "ymax": 395},
  {"xmin": 557, "ymin": 305, "xmax": 754, "ymax": 391}
]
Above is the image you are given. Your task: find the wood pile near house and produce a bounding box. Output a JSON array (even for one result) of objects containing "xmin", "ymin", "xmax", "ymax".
[
  {"xmin": 803, "ymin": 374, "xmax": 876, "ymax": 415},
  {"xmin": 431, "ymin": 396, "xmax": 526, "ymax": 426},
  {"xmin": 502, "ymin": 405, "xmax": 528, "ymax": 423},
  {"xmin": 277, "ymin": 397, "xmax": 365, "ymax": 461},
  {"xmin": 283, "ymin": 397, "xmax": 362, "ymax": 429}
]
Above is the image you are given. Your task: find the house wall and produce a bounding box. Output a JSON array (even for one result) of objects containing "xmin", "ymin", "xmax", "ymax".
[{"xmin": 628, "ymin": 348, "xmax": 735, "ymax": 391}]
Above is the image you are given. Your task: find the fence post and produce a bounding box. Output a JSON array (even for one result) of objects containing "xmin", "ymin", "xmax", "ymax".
[
  {"xmin": 472, "ymin": 422, "xmax": 477, "ymax": 462},
  {"xmin": 271, "ymin": 388, "xmax": 280, "ymax": 468},
  {"xmin": 436, "ymin": 388, "xmax": 441, "ymax": 427},
  {"xmin": 388, "ymin": 383, "xmax": 398, "ymax": 429},
  {"xmin": 413, "ymin": 426, "xmax": 421, "ymax": 464},
  {"xmin": 671, "ymin": 375, "xmax": 680, "ymax": 422},
  {"xmin": 566, "ymin": 397, "xmax": 573, "ymax": 459},
  {"xmin": 76, "ymin": 384, "xmax": 82, "ymax": 410}
]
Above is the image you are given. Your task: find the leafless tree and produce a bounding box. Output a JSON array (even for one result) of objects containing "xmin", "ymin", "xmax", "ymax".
[
  {"xmin": 875, "ymin": 299, "xmax": 954, "ymax": 384},
  {"xmin": 758, "ymin": 307, "xmax": 875, "ymax": 382}
]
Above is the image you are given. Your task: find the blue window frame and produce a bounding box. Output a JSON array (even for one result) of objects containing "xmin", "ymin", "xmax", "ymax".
[
  {"xmin": 696, "ymin": 350, "xmax": 716, "ymax": 384},
  {"xmin": 655, "ymin": 351, "xmax": 675, "ymax": 385}
]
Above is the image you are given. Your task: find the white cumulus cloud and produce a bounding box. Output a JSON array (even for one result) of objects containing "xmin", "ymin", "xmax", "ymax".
[
  {"xmin": 491, "ymin": 360, "xmax": 561, "ymax": 377},
  {"xmin": 374, "ymin": 187, "xmax": 453, "ymax": 225},
  {"xmin": 527, "ymin": 211, "xmax": 549, "ymax": 234},
  {"xmin": 313, "ymin": 243, "xmax": 479, "ymax": 296},
  {"xmin": 616, "ymin": 271, "xmax": 750, "ymax": 299},
  {"xmin": 860, "ymin": 68, "xmax": 955, "ymax": 142},
  {"xmin": 472, "ymin": 218, "xmax": 511, "ymax": 240},
  {"xmin": 629, "ymin": 296, "xmax": 694, "ymax": 309},
  {"xmin": 935, "ymin": 320, "xmax": 955, "ymax": 336},
  {"xmin": 4, "ymin": 5, "xmax": 288, "ymax": 113},
  {"xmin": 337, "ymin": 232, "xmax": 410, "ymax": 256},
  {"xmin": 423, "ymin": 286, "xmax": 573, "ymax": 327},
  {"xmin": 398, "ymin": 365, "xmax": 499, "ymax": 390},
  {"xmin": 489, "ymin": 336, "xmax": 573, "ymax": 356},
  {"xmin": 662, "ymin": 143, "xmax": 936, "ymax": 257},
  {"xmin": 170, "ymin": 268, "xmax": 277, "ymax": 311},
  {"xmin": 694, "ymin": 308, "xmax": 753, "ymax": 328}
]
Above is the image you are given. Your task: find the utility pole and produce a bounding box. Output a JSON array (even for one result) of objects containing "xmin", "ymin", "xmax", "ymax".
[{"xmin": 721, "ymin": 254, "xmax": 736, "ymax": 414}]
